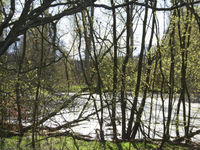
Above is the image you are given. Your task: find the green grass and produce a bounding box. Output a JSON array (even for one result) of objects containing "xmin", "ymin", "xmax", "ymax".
[{"xmin": 1, "ymin": 136, "xmax": 189, "ymax": 150}]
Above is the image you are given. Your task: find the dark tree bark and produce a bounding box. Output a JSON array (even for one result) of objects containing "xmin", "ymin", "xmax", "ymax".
[
  {"xmin": 111, "ymin": 0, "xmax": 118, "ymax": 141},
  {"xmin": 32, "ymin": 24, "xmax": 45, "ymax": 149},
  {"xmin": 0, "ymin": 0, "xmax": 95, "ymax": 57},
  {"xmin": 126, "ymin": 0, "xmax": 149, "ymax": 139},
  {"xmin": 120, "ymin": 0, "xmax": 131, "ymax": 139},
  {"xmin": 166, "ymin": 11, "xmax": 176, "ymax": 140},
  {"xmin": 176, "ymin": 7, "xmax": 192, "ymax": 141},
  {"xmin": 81, "ymin": 10, "xmax": 91, "ymax": 82},
  {"xmin": 15, "ymin": 31, "xmax": 27, "ymax": 148},
  {"xmin": 87, "ymin": 6, "xmax": 105, "ymax": 143},
  {"xmin": 131, "ymin": 0, "xmax": 156, "ymax": 139}
]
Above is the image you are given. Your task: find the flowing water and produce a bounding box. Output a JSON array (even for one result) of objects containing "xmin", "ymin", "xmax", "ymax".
[{"xmin": 43, "ymin": 93, "xmax": 200, "ymax": 142}]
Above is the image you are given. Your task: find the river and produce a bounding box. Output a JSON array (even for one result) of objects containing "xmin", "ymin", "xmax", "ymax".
[{"xmin": 43, "ymin": 93, "xmax": 200, "ymax": 142}]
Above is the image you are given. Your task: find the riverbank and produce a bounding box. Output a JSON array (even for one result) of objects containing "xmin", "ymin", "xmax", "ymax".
[{"xmin": 1, "ymin": 135, "xmax": 195, "ymax": 150}]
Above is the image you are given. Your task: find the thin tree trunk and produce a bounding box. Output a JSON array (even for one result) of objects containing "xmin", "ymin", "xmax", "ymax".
[
  {"xmin": 111, "ymin": 0, "xmax": 118, "ymax": 141},
  {"xmin": 120, "ymin": 0, "xmax": 131, "ymax": 139},
  {"xmin": 131, "ymin": 1, "xmax": 156, "ymax": 138},
  {"xmin": 158, "ymin": 45, "xmax": 167, "ymax": 150},
  {"xmin": 15, "ymin": 31, "xmax": 27, "ymax": 149},
  {"xmin": 185, "ymin": 10, "xmax": 192, "ymax": 141},
  {"xmin": 52, "ymin": 21, "xmax": 58, "ymax": 61},
  {"xmin": 157, "ymin": 25, "xmax": 168, "ymax": 150},
  {"xmin": 148, "ymin": 54, "xmax": 158, "ymax": 137},
  {"xmin": 176, "ymin": 8, "xmax": 191, "ymax": 140},
  {"xmin": 176, "ymin": 94, "xmax": 181, "ymax": 137},
  {"xmin": 87, "ymin": 7, "xmax": 105, "ymax": 143},
  {"xmin": 32, "ymin": 25, "xmax": 44, "ymax": 149},
  {"xmin": 74, "ymin": 15, "xmax": 90, "ymax": 85},
  {"xmin": 81, "ymin": 10, "xmax": 91, "ymax": 82},
  {"xmin": 166, "ymin": 11, "xmax": 176, "ymax": 140},
  {"xmin": 126, "ymin": 0, "xmax": 148, "ymax": 139}
]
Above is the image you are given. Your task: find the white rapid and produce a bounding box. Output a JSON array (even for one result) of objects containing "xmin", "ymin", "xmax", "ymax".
[{"xmin": 43, "ymin": 93, "xmax": 200, "ymax": 142}]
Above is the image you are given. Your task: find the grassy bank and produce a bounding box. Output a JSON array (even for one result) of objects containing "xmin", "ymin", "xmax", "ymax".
[{"xmin": 1, "ymin": 136, "xmax": 190, "ymax": 150}]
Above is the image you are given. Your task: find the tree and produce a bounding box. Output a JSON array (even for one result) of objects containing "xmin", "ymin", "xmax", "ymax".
[
  {"xmin": 0, "ymin": 0, "xmax": 96, "ymax": 56},
  {"xmin": 1, "ymin": 0, "xmax": 200, "ymax": 148}
]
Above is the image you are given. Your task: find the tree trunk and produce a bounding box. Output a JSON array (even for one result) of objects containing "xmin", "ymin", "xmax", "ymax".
[
  {"xmin": 120, "ymin": 0, "xmax": 131, "ymax": 139},
  {"xmin": 111, "ymin": 0, "xmax": 118, "ymax": 141},
  {"xmin": 126, "ymin": 0, "xmax": 148, "ymax": 139}
]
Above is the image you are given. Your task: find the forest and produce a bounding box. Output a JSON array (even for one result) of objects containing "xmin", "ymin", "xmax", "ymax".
[{"xmin": 0, "ymin": 0, "xmax": 200, "ymax": 149}]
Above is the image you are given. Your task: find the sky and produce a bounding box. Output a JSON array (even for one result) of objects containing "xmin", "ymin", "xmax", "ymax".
[
  {"xmin": 3, "ymin": 0, "xmax": 172, "ymax": 58},
  {"xmin": 56, "ymin": 0, "xmax": 172, "ymax": 58}
]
